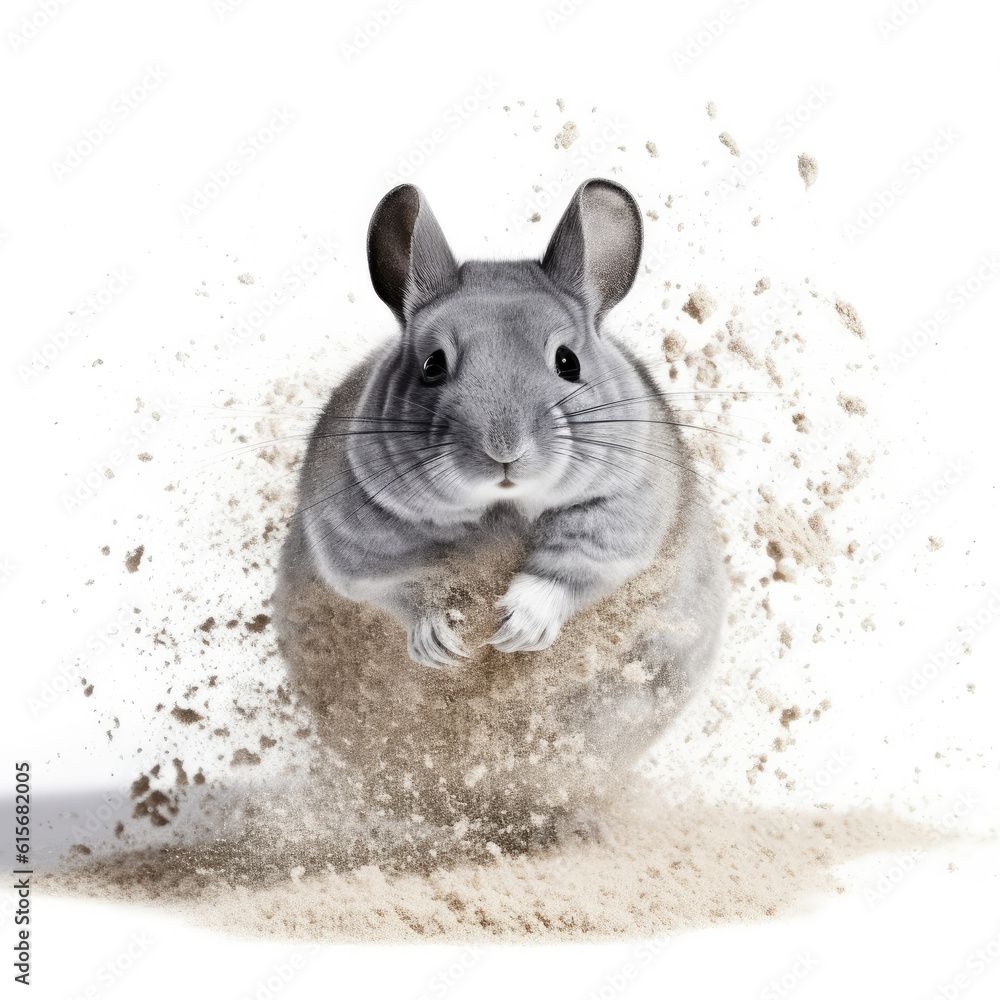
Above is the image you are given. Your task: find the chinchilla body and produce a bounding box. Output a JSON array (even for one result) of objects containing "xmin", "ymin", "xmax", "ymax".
[{"xmin": 276, "ymin": 180, "xmax": 726, "ymax": 839}]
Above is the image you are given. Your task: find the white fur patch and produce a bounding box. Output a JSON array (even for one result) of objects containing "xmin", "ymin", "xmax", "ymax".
[{"xmin": 489, "ymin": 573, "xmax": 575, "ymax": 653}]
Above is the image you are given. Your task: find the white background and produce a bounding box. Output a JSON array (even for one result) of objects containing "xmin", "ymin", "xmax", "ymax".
[{"xmin": 2, "ymin": 0, "xmax": 999, "ymax": 997}]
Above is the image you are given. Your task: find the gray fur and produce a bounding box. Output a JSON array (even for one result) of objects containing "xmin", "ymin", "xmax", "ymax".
[{"xmin": 280, "ymin": 179, "xmax": 724, "ymax": 671}]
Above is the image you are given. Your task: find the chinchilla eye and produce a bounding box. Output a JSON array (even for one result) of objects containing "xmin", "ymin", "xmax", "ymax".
[
  {"xmin": 421, "ymin": 349, "xmax": 448, "ymax": 385},
  {"xmin": 554, "ymin": 345, "xmax": 580, "ymax": 382}
]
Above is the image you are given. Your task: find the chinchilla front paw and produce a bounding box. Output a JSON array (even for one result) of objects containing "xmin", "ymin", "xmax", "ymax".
[
  {"xmin": 407, "ymin": 610, "xmax": 469, "ymax": 669},
  {"xmin": 488, "ymin": 573, "xmax": 575, "ymax": 653}
]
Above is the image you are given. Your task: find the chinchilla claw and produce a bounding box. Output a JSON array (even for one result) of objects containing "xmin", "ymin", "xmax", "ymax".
[{"xmin": 407, "ymin": 612, "xmax": 469, "ymax": 669}]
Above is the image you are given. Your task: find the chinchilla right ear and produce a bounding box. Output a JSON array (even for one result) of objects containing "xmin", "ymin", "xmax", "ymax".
[
  {"xmin": 367, "ymin": 184, "xmax": 459, "ymax": 325},
  {"xmin": 541, "ymin": 178, "xmax": 643, "ymax": 326}
]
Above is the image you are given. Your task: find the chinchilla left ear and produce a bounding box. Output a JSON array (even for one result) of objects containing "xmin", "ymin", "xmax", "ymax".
[
  {"xmin": 541, "ymin": 178, "xmax": 643, "ymax": 325},
  {"xmin": 367, "ymin": 184, "xmax": 459, "ymax": 325}
]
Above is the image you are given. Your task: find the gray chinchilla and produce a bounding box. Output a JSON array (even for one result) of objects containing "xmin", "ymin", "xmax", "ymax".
[{"xmin": 276, "ymin": 179, "xmax": 726, "ymax": 839}]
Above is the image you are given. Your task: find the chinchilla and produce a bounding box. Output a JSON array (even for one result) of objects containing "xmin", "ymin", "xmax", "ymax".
[
  {"xmin": 279, "ymin": 178, "xmax": 726, "ymax": 673},
  {"xmin": 274, "ymin": 179, "xmax": 727, "ymax": 838}
]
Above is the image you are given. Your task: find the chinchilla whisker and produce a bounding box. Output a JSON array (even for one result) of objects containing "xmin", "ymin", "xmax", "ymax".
[
  {"xmin": 656, "ymin": 406, "xmax": 768, "ymax": 425},
  {"xmin": 551, "ymin": 442, "xmax": 719, "ymax": 518},
  {"xmin": 381, "ymin": 388, "xmax": 473, "ymax": 430},
  {"xmin": 551, "ymin": 357, "xmax": 781, "ymax": 414},
  {"xmin": 308, "ymin": 452, "xmax": 451, "ymax": 547},
  {"xmin": 404, "ymin": 457, "xmax": 464, "ymax": 507},
  {"xmin": 310, "ymin": 428, "xmax": 443, "ymax": 440},
  {"xmin": 323, "ymin": 414, "xmax": 439, "ymax": 425},
  {"xmin": 269, "ymin": 427, "xmax": 450, "ymax": 498},
  {"xmin": 557, "ymin": 450, "xmax": 720, "ymax": 511},
  {"xmin": 195, "ymin": 425, "xmax": 435, "ymax": 472},
  {"xmin": 188, "ymin": 405, "xmax": 321, "ymax": 419},
  {"xmin": 262, "ymin": 435, "xmax": 451, "ymax": 500},
  {"xmin": 320, "ymin": 450, "xmax": 453, "ymax": 537},
  {"xmin": 562, "ymin": 389, "xmax": 780, "ymax": 419},
  {"xmin": 317, "ymin": 437, "xmax": 457, "ymax": 508},
  {"xmin": 557, "ymin": 417, "xmax": 745, "ymax": 443},
  {"xmin": 555, "ymin": 433, "xmax": 725, "ymax": 494},
  {"xmin": 301, "ymin": 440, "xmax": 456, "ymax": 517},
  {"xmin": 189, "ymin": 434, "xmax": 312, "ymax": 473},
  {"xmin": 549, "ymin": 445, "xmax": 647, "ymax": 489},
  {"xmin": 619, "ymin": 405, "xmax": 768, "ymax": 429},
  {"xmin": 549, "ymin": 358, "xmax": 652, "ymax": 412},
  {"xmin": 192, "ymin": 404, "xmax": 438, "ymax": 422}
]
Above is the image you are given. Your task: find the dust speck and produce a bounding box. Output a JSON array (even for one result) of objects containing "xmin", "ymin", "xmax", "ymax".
[
  {"xmin": 834, "ymin": 298, "xmax": 866, "ymax": 339},
  {"xmin": 719, "ymin": 132, "xmax": 740, "ymax": 157},
  {"xmin": 837, "ymin": 393, "xmax": 868, "ymax": 417},
  {"xmin": 682, "ymin": 285, "xmax": 717, "ymax": 324},
  {"xmin": 171, "ymin": 706, "xmax": 204, "ymax": 726},
  {"xmin": 231, "ymin": 748, "xmax": 262, "ymax": 767},
  {"xmin": 797, "ymin": 153, "xmax": 819, "ymax": 189},
  {"xmin": 554, "ymin": 122, "xmax": 579, "ymax": 149}
]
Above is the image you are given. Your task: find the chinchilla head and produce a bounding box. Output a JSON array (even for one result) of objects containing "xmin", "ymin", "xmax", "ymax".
[{"xmin": 356, "ymin": 178, "xmax": 654, "ymax": 519}]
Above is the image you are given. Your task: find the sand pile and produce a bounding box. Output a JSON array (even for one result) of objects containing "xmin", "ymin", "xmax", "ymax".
[
  {"xmin": 51, "ymin": 775, "xmax": 933, "ymax": 941},
  {"xmin": 41, "ymin": 97, "xmax": 913, "ymax": 942}
]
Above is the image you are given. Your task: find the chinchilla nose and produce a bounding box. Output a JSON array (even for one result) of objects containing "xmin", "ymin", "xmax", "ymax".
[
  {"xmin": 477, "ymin": 396, "xmax": 531, "ymax": 464},
  {"xmin": 482, "ymin": 439, "xmax": 526, "ymax": 464},
  {"xmin": 481, "ymin": 418, "xmax": 528, "ymax": 464}
]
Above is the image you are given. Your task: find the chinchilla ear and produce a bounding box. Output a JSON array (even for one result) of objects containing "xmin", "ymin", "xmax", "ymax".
[
  {"xmin": 541, "ymin": 178, "xmax": 643, "ymax": 324},
  {"xmin": 367, "ymin": 184, "xmax": 459, "ymax": 324}
]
